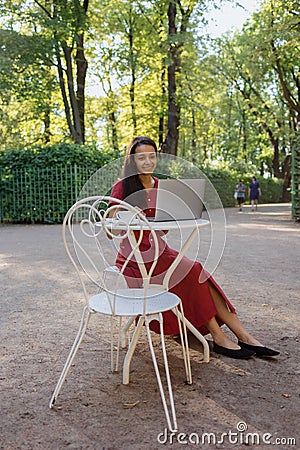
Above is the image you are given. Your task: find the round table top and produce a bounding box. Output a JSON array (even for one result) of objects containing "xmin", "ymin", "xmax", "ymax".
[{"xmin": 101, "ymin": 217, "xmax": 209, "ymax": 231}]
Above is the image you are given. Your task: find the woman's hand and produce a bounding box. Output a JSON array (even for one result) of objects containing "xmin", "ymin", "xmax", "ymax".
[{"xmin": 158, "ymin": 230, "xmax": 168, "ymax": 236}]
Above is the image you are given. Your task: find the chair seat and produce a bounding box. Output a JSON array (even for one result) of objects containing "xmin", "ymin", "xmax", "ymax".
[{"xmin": 89, "ymin": 287, "xmax": 180, "ymax": 316}]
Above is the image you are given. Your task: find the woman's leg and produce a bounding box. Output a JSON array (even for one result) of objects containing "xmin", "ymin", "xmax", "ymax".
[
  {"xmin": 208, "ymin": 283, "xmax": 264, "ymax": 347},
  {"xmin": 204, "ymin": 315, "xmax": 241, "ymax": 349}
]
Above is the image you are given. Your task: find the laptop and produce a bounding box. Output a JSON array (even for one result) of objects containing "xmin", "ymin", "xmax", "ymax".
[{"xmin": 149, "ymin": 178, "xmax": 205, "ymax": 221}]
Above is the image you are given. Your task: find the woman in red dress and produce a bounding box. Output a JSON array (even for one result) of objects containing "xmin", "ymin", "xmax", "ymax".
[{"xmin": 110, "ymin": 136, "xmax": 279, "ymax": 359}]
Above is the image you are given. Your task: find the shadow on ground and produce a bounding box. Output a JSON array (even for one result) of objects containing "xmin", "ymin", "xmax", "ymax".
[{"xmin": 0, "ymin": 203, "xmax": 299, "ymax": 449}]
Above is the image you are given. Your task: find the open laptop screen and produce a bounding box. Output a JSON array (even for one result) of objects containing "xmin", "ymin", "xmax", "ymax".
[{"xmin": 150, "ymin": 178, "xmax": 205, "ymax": 221}]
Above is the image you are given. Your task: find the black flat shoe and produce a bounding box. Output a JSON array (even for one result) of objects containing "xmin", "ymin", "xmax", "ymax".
[
  {"xmin": 213, "ymin": 343, "xmax": 255, "ymax": 359},
  {"xmin": 238, "ymin": 341, "xmax": 280, "ymax": 358}
]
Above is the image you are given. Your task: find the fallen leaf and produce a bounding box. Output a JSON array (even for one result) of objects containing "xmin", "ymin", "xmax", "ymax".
[
  {"xmin": 282, "ymin": 393, "xmax": 291, "ymax": 398},
  {"xmin": 261, "ymin": 303, "xmax": 269, "ymax": 307},
  {"xmin": 231, "ymin": 368, "xmax": 246, "ymax": 376},
  {"xmin": 123, "ymin": 401, "xmax": 139, "ymax": 408}
]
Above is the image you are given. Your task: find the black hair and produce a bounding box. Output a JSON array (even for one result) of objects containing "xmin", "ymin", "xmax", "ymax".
[{"xmin": 122, "ymin": 136, "xmax": 157, "ymax": 208}]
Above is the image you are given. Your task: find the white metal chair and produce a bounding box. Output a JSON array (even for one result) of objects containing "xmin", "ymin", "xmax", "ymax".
[{"xmin": 49, "ymin": 195, "xmax": 192, "ymax": 432}]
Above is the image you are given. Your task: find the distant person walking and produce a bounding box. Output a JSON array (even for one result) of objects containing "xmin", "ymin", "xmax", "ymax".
[
  {"xmin": 235, "ymin": 180, "xmax": 246, "ymax": 211},
  {"xmin": 249, "ymin": 176, "xmax": 261, "ymax": 211}
]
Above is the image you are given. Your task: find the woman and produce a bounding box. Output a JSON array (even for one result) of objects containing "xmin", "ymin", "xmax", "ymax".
[
  {"xmin": 249, "ymin": 176, "xmax": 261, "ymax": 211},
  {"xmin": 110, "ymin": 136, "xmax": 279, "ymax": 359}
]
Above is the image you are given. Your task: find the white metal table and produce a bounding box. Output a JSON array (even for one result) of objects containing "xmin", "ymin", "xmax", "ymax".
[{"xmin": 105, "ymin": 217, "xmax": 211, "ymax": 371}]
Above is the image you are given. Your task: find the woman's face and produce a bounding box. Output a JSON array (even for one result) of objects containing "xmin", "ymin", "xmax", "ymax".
[{"xmin": 134, "ymin": 144, "xmax": 157, "ymax": 175}]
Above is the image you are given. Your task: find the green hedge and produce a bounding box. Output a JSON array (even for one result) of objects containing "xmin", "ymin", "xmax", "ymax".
[
  {"xmin": 0, "ymin": 164, "xmax": 100, "ymax": 223},
  {"xmin": 0, "ymin": 143, "xmax": 118, "ymax": 223},
  {"xmin": 0, "ymin": 143, "xmax": 287, "ymax": 223},
  {"xmin": 0, "ymin": 142, "xmax": 118, "ymax": 169},
  {"xmin": 203, "ymin": 168, "xmax": 286, "ymax": 207}
]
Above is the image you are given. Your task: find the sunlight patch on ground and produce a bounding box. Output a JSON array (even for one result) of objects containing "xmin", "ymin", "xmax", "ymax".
[
  {"xmin": 0, "ymin": 254, "xmax": 13, "ymax": 267},
  {"xmin": 249, "ymin": 211, "xmax": 290, "ymax": 216},
  {"xmin": 232, "ymin": 223, "xmax": 299, "ymax": 233}
]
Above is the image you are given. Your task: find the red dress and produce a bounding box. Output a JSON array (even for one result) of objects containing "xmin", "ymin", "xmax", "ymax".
[{"xmin": 110, "ymin": 178, "xmax": 235, "ymax": 335}]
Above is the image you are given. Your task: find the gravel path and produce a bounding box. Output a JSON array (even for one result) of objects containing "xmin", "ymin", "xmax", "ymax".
[{"xmin": 1, "ymin": 203, "xmax": 299, "ymax": 450}]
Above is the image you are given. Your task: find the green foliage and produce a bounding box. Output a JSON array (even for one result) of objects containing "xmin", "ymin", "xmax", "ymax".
[
  {"xmin": 0, "ymin": 0, "xmax": 297, "ymax": 213},
  {"xmin": 0, "ymin": 142, "xmax": 286, "ymax": 224},
  {"xmin": 203, "ymin": 168, "xmax": 285, "ymax": 207},
  {"xmin": 259, "ymin": 177, "xmax": 286, "ymax": 204},
  {"xmin": 0, "ymin": 143, "xmax": 119, "ymax": 223},
  {"xmin": 203, "ymin": 168, "xmax": 237, "ymax": 207},
  {"xmin": 0, "ymin": 143, "xmax": 118, "ymax": 169},
  {"xmin": 0, "ymin": 165, "xmax": 96, "ymax": 223}
]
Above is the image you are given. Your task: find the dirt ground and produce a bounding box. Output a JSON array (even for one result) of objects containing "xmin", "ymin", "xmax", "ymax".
[{"xmin": 1, "ymin": 203, "xmax": 299, "ymax": 450}]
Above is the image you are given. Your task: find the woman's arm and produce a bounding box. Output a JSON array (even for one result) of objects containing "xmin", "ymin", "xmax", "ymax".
[
  {"xmin": 107, "ymin": 180, "xmax": 124, "ymax": 217},
  {"xmin": 106, "ymin": 180, "xmax": 123, "ymax": 236}
]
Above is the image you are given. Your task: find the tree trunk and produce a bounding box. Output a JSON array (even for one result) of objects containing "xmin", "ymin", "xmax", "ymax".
[
  {"xmin": 63, "ymin": 45, "xmax": 83, "ymax": 144},
  {"xmin": 272, "ymin": 138, "xmax": 281, "ymax": 178},
  {"xmin": 242, "ymin": 91, "xmax": 290, "ymax": 183},
  {"xmin": 165, "ymin": 61, "xmax": 179, "ymax": 154},
  {"xmin": 164, "ymin": 1, "xmax": 180, "ymax": 155},
  {"xmin": 129, "ymin": 74, "xmax": 137, "ymax": 135},
  {"xmin": 43, "ymin": 104, "xmax": 51, "ymax": 144},
  {"xmin": 76, "ymin": 33, "xmax": 88, "ymax": 144},
  {"xmin": 128, "ymin": 5, "xmax": 137, "ymax": 135},
  {"xmin": 241, "ymin": 108, "xmax": 247, "ymax": 163},
  {"xmin": 163, "ymin": 1, "xmax": 194, "ymax": 155},
  {"xmin": 37, "ymin": 0, "xmax": 89, "ymax": 144},
  {"xmin": 191, "ymin": 108, "xmax": 196, "ymax": 162},
  {"xmin": 282, "ymin": 154, "xmax": 291, "ymax": 201},
  {"xmin": 158, "ymin": 67, "xmax": 166, "ymax": 146},
  {"xmin": 109, "ymin": 108, "xmax": 119, "ymax": 152},
  {"xmin": 55, "ymin": 45, "xmax": 78, "ymax": 141},
  {"xmin": 270, "ymin": 40, "xmax": 299, "ymax": 201}
]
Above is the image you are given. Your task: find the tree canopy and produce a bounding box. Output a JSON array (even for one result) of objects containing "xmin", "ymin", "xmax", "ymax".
[{"xmin": 0, "ymin": 0, "xmax": 299, "ymax": 193}]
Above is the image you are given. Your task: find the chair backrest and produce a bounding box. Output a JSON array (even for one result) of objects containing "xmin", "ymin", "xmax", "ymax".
[{"xmin": 63, "ymin": 196, "xmax": 160, "ymax": 314}]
